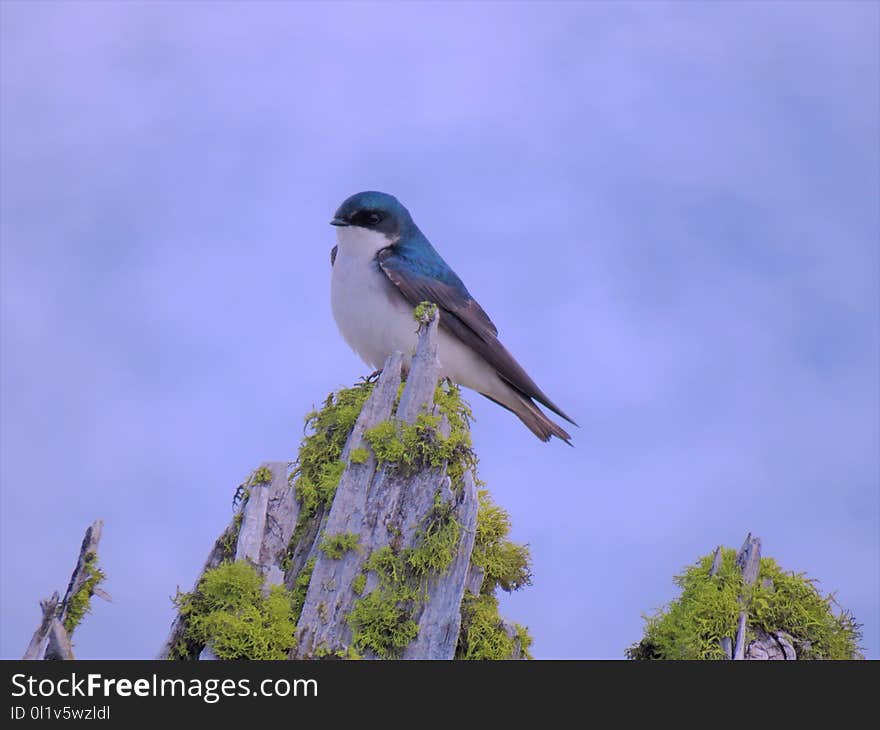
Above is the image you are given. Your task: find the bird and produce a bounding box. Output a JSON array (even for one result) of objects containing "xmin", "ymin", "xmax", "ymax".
[{"xmin": 328, "ymin": 190, "xmax": 576, "ymax": 443}]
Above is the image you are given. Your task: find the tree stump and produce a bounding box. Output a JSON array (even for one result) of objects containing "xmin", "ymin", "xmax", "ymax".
[{"xmin": 161, "ymin": 308, "xmax": 530, "ymax": 660}]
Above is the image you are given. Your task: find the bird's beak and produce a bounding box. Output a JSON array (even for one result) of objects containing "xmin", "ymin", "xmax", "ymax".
[{"xmin": 330, "ymin": 217, "xmax": 349, "ymax": 227}]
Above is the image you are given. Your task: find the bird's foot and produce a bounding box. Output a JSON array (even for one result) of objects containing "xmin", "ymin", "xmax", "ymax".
[
  {"xmin": 362, "ymin": 369, "xmax": 383, "ymax": 383},
  {"xmin": 232, "ymin": 482, "xmax": 248, "ymax": 510}
]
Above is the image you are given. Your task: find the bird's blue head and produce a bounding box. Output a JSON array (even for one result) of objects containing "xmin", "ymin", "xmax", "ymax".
[{"xmin": 330, "ymin": 191, "xmax": 417, "ymax": 242}]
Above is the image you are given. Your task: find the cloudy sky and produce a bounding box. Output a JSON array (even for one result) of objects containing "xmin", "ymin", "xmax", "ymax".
[{"xmin": 1, "ymin": 1, "xmax": 877, "ymax": 659}]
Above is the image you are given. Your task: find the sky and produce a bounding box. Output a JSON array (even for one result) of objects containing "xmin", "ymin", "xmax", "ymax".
[{"xmin": 1, "ymin": 1, "xmax": 877, "ymax": 660}]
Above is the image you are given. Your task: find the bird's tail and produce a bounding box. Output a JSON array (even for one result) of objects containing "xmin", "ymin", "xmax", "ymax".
[{"xmin": 481, "ymin": 389, "xmax": 573, "ymax": 445}]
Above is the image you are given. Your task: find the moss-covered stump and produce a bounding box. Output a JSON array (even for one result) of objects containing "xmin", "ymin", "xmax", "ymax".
[
  {"xmin": 626, "ymin": 537, "xmax": 862, "ymax": 660},
  {"xmin": 285, "ymin": 309, "xmax": 531, "ymax": 659},
  {"xmin": 162, "ymin": 307, "xmax": 533, "ymax": 660},
  {"xmin": 160, "ymin": 462, "xmax": 296, "ymax": 660},
  {"xmin": 286, "ymin": 375, "xmax": 532, "ymax": 660},
  {"xmin": 24, "ymin": 519, "xmax": 110, "ymax": 660},
  {"xmin": 170, "ymin": 561, "xmax": 298, "ymax": 660}
]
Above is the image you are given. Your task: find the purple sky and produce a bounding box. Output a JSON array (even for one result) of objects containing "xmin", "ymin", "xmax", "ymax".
[{"xmin": 1, "ymin": 1, "xmax": 877, "ymax": 659}]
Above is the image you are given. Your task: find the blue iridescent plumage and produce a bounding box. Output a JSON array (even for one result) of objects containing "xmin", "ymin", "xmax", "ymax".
[{"xmin": 330, "ymin": 190, "xmax": 575, "ymax": 442}]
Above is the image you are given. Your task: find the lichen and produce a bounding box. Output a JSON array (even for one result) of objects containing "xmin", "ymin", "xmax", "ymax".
[
  {"xmin": 626, "ymin": 548, "xmax": 863, "ymax": 660},
  {"xmin": 172, "ymin": 561, "xmax": 298, "ymax": 660},
  {"xmin": 63, "ymin": 551, "xmax": 106, "ymax": 635},
  {"xmin": 319, "ymin": 532, "xmax": 361, "ymax": 559}
]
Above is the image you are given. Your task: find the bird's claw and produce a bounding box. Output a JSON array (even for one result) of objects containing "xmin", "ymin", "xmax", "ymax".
[
  {"xmin": 363, "ymin": 369, "xmax": 383, "ymax": 383},
  {"xmin": 232, "ymin": 482, "xmax": 248, "ymax": 510}
]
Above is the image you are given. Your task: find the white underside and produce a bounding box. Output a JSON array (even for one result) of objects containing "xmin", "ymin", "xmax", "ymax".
[{"xmin": 330, "ymin": 226, "xmax": 505, "ymax": 399}]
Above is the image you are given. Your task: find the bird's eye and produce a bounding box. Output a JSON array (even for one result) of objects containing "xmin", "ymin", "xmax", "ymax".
[{"xmin": 352, "ymin": 210, "xmax": 384, "ymax": 227}]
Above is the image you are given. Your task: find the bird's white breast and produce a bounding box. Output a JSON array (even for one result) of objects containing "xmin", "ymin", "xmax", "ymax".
[
  {"xmin": 330, "ymin": 226, "xmax": 419, "ymax": 370},
  {"xmin": 330, "ymin": 225, "xmax": 504, "ymax": 397}
]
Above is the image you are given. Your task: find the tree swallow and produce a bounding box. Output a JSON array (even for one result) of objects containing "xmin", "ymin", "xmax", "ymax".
[{"xmin": 329, "ymin": 191, "xmax": 576, "ymax": 443}]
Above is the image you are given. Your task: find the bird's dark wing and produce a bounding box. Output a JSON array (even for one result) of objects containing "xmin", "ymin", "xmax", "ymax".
[
  {"xmin": 330, "ymin": 245, "xmax": 338, "ymax": 267},
  {"xmin": 376, "ymin": 247, "xmax": 576, "ymax": 425}
]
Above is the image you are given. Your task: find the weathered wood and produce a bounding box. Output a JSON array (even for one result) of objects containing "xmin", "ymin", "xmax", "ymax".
[
  {"xmin": 294, "ymin": 310, "xmax": 480, "ymax": 659},
  {"xmin": 234, "ymin": 462, "xmax": 297, "ymax": 588},
  {"xmin": 57, "ymin": 520, "xmax": 106, "ymax": 632},
  {"xmin": 23, "ymin": 593, "xmax": 59, "ymax": 660},
  {"xmin": 23, "ymin": 520, "xmax": 108, "ymax": 660},
  {"xmin": 708, "ymin": 546, "xmax": 723, "ymax": 577},
  {"xmin": 292, "ymin": 353, "xmax": 404, "ymax": 657},
  {"xmin": 396, "ymin": 307, "xmax": 440, "ymax": 423},
  {"xmin": 161, "ymin": 463, "xmax": 298, "ymax": 659},
  {"xmin": 235, "ymin": 470, "xmax": 273, "ymax": 564},
  {"xmin": 402, "ymin": 474, "xmax": 478, "ymax": 659},
  {"xmin": 500, "ymin": 617, "xmax": 528, "ymax": 660},
  {"xmin": 733, "ymin": 533, "xmax": 762, "ymax": 660},
  {"xmin": 161, "ymin": 306, "xmax": 523, "ymax": 660},
  {"xmin": 195, "ymin": 463, "xmax": 298, "ymax": 660},
  {"xmin": 746, "ymin": 630, "xmax": 796, "ymax": 660},
  {"xmin": 465, "ymin": 564, "xmax": 485, "ymax": 596},
  {"xmin": 735, "ymin": 533, "xmax": 762, "ymax": 587},
  {"xmin": 259, "ymin": 464, "xmax": 300, "ymax": 588},
  {"xmin": 45, "ymin": 619, "xmax": 74, "ymax": 661}
]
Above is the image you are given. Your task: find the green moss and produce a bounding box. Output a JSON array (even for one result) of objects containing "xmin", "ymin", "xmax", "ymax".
[
  {"xmin": 315, "ymin": 643, "xmax": 363, "ymax": 660},
  {"xmin": 290, "ymin": 557, "xmax": 316, "ymax": 624},
  {"xmin": 453, "ymin": 490, "xmax": 533, "ymax": 659},
  {"xmin": 413, "ymin": 301, "xmax": 438, "ymax": 325},
  {"xmin": 626, "ymin": 548, "xmax": 863, "ymax": 660},
  {"xmin": 320, "ymin": 532, "xmax": 361, "ymax": 559},
  {"xmin": 515, "ymin": 623, "xmax": 534, "ymax": 659},
  {"xmin": 431, "ymin": 381, "xmax": 476, "ymax": 488},
  {"xmin": 471, "ymin": 490, "xmax": 532, "ymax": 594},
  {"xmin": 748, "ymin": 557, "xmax": 862, "ymax": 660},
  {"xmin": 220, "ymin": 512, "xmax": 244, "ymax": 561},
  {"xmin": 347, "ymin": 492, "xmax": 462, "ymax": 658},
  {"xmin": 280, "ymin": 369, "xmax": 534, "ymax": 660},
  {"xmin": 173, "ymin": 561, "xmax": 298, "ymax": 660},
  {"xmin": 252, "ymin": 466, "xmax": 273, "ymax": 485},
  {"xmin": 291, "ymin": 381, "xmax": 376, "ymax": 517},
  {"xmin": 349, "ymin": 447, "xmax": 369, "ymax": 464},
  {"xmin": 347, "ymin": 582, "xmax": 419, "ymax": 658},
  {"xmin": 456, "ymin": 592, "xmax": 532, "ymax": 660},
  {"xmin": 352, "ymin": 572, "xmax": 367, "ymax": 595},
  {"xmin": 295, "ymin": 459, "xmax": 346, "ymax": 519},
  {"xmin": 63, "ymin": 551, "xmax": 106, "ymax": 635},
  {"xmin": 405, "ymin": 493, "xmax": 461, "ymax": 577},
  {"xmin": 364, "ymin": 409, "xmax": 474, "ymax": 486}
]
